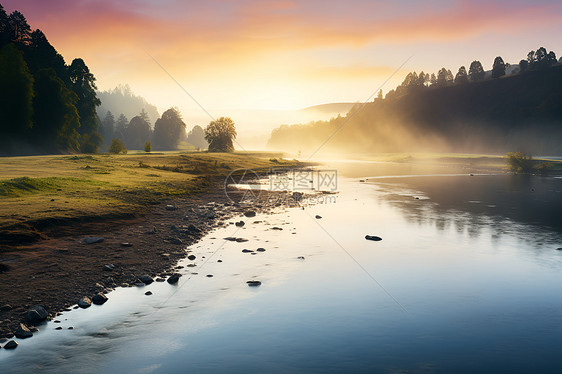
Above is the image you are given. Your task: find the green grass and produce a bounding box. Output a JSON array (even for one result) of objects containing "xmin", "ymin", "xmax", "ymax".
[{"xmin": 0, "ymin": 151, "xmax": 301, "ymax": 244}]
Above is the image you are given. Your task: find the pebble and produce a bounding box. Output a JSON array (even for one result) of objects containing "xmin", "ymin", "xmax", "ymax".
[
  {"xmin": 78, "ymin": 297, "xmax": 92, "ymax": 308},
  {"xmin": 167, "ymin": 273, "xmax": 181, "ymax": 284},
  {"xmin": 82, "ymin": 236, "xmax": 104, "ymax": 244},
  {"xmin": 3, "ymin": 340, "xmax": 18, "ymax": 349},
  {"xmin": 92, "ymin": 293, "xmax": 108, "ymax": 305}
]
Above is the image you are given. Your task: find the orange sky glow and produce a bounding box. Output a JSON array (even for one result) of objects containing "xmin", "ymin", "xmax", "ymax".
[{"xmin": 3, "ymin": 0, "xmax": 562, "ymax": 145}]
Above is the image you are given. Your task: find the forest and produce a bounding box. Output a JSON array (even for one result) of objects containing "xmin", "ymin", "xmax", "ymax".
[
  {"xmin": 0, "ymin": 4, "xmax": 204, "ymax": 155},
  {"xmin": 0, "ymin": 4, "xmax": 104, "ymax": 155},
  {"xmin": 268, "ymin": 48, "xmax": 562, "ymax": 155}
]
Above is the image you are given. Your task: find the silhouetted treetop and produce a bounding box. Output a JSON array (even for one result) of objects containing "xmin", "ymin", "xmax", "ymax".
[
  {"xmin": 492, "ymin": 56, "xmax": 506, "ymax": 78},
  {"xmin": 153, "ymin": 107, "xmax": 187, "ymax": 150},
  {"xmin": 469, "ymin": 61, "xmax": 485, "ymax": 82},
  {"xmin": 455, "ymin": 66, "xmax": 468, "ymax": 84}
]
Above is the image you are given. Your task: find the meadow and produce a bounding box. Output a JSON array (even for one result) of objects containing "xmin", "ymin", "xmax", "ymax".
[{"xmin": 0, "ymin": 151, "xmax": 298, "ymax": 247}]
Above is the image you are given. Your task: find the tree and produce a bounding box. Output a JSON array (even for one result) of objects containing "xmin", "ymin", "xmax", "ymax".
[
  {"xmin": 32, "ymin": 68, "xmax": 80, "ymax": 152},
  {"xmin": 454, "ymin": 66, "xmax": 468, "ymax": 84},
  {"xmin": 468, "ymin": 60, "xmax": 485, "ymax": 82},
  {"xmin": 68, "ymin": 58, "xmax": 102, "ymax": 152},
  {"xmin": 375, "ymin": 89, "xmax": 383, "ymax": 101},
  {"xmin": 8, "ymin": 11, "xmax": 31, "ymax": 44},
  {"xmin": 153, "ymin": 107, "xmax": 187, "ymax": 150},
  {"xmin": 139, "ymin": 108, "xmax": 150, "ymax": 124},
  {"xmin": 436, "ymin": 68, "xmax": 453, "ymax": 86},
  {"xmin": 109, "ymin": 138, "xmax": 127, "ymax": 154},
  {"xmin": 0, "ymin": 5, "xmax": 10, "ymax": 46},
  {"xmin": 186, "ymin": 125, "xmax": 208, "ymax": 149},
  {"xmin": 144, "ymin": 141, "xmax": 151, "ymax": 153},
  {"xmin": 519, "ymin": 59, "xmax": 529, "ymax": 73},
  {"xmin": 0, "ymin": 44, "xmax": 34, "ymax": 148},
  {"xmin": 418, "ymin": 71, "xmax": 429, "ymax": 86},
  {"xmin": 492, "ymin": 56, "xmax": 506, "ymax": 78},
  {"xmin": 526, "ymin": 47, "xmax": 557, "ymax": 70},
  {"xmin": 205, "ymin": 117, "xmax": 237, "ymax": 152},
  {"xmin": 114, "ymin": 113, "xmax": 128, "ymax": 139},
  {"xmin": 26, "ymin": 30, "xmax": 68, "ymax": 81},
  {"xmin": 101, "ymin": 111, "xmax": 115, "ymax": 146},
  {"xmin": 430, "ymin": 73, "xmax": 437, "ymax": 86},
  {"xmin": 124, "ymin": 115, "xmax": 151, "ymax": 150}
]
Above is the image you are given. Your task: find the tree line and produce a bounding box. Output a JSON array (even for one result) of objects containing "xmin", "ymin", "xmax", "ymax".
[
  {"xmin": 0, "ymin": 4, "xmax": 221, "ymax": 155},
  {"xmin": 0, "ymin": 4, "xmax": 102, "ymax": 155},
  {"xmin": 268, "ymin": 47, "xmax": 562, "ymax": 155},
  {"xmin": 100, "ymin": 107, "xmax": 198, "ymax": 152},
  {"xmin": 385, "ymin": 47, "xmax": 559, "ymax": 100}
]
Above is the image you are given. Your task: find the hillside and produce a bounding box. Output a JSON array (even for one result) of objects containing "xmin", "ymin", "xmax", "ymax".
[
  {"xmin": 268, "ymin": 64, "xmax": 562, "ymax": 155},
  {"xmin": 97, "ymin": 85, "xmax": 160, "ymax": 126},
  {"xmin": 300, "ymin": 102, "xmax": 355, "ymax": 116}
]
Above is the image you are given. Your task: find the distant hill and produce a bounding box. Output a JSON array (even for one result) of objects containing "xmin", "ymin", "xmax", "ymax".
[
  {"xmin": 299, "ymin": 103, "xmax": 355, "ymax": 116},
  {"xmin": 268, "ymin": 63, "xmax": 562, "ymax": 155},
  {"xmin": 97, "ymin": 85, "xmax": 159, "ymax": 126}
]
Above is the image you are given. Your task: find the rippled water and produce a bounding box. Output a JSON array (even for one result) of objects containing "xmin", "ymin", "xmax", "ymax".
[{"xmin": 2, "ymin": 162, "xmax": 562, "ymax": 373}]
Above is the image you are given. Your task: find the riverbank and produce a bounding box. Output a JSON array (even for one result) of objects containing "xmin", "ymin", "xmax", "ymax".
[
  {"xmin": 0, "ymin": 151, "xmax": 304, "ymax": 340},
  {"xmin": 0, "ymin": 151, "xmax": 298, "ymax": 248}
]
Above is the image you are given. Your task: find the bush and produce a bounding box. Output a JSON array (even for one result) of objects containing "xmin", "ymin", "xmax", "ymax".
[
  {"xmin": 80, "ymin": 132, "xmax": 102, "ymax": 154},
  {"xmin": 144, "ymin": 141, "xmax": 152, "ymax": 153},
  {"xmin": 506, "ymin": 152, "xmax": 533, "ymax": 173},
  {"xmin": 109, "ymin": 138, "xmax": 127, "ymax": 154},
  {"xmin": 536, "ymin": 162, "xmax": 552, "ymax": 174}
]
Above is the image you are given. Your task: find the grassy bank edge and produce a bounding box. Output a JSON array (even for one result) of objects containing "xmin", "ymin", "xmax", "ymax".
[{"xmin": 0, "ymin": 151, "xmax": 306, "ymax": 248}]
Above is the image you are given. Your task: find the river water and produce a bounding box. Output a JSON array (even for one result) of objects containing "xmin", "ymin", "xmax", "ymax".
[{"xmin": 2, "ymin": 161, "xmax": 562, "ymax": 373}]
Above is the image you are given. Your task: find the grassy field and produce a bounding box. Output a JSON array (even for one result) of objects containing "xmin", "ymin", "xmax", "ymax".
[{"xmin": 0, "ymin": 151, "xmax": 299, "ymax": 245}]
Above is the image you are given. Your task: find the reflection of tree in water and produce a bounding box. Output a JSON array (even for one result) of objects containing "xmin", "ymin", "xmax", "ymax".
[{"xmin": 374, "ymin": 175, "xmax": 562, "ymax": 247}]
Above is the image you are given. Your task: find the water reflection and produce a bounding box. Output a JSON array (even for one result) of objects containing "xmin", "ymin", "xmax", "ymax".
[{"xmin": 369, "ymin": 175, "xmax": 562, "ymax": 246}]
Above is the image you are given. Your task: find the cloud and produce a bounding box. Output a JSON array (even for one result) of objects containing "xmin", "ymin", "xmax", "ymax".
[
  {"xmin": 3, "ymin": 0, "xmax": 561, "ymax": 111},
  {"xmin": 7, "ymin": 0, "xmax": 562, "ymax": 56}
]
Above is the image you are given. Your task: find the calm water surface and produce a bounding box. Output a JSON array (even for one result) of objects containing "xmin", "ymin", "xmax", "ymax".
[{"xmin": 1, "ymin": 161, "xmax": 562, "ymax": 373}]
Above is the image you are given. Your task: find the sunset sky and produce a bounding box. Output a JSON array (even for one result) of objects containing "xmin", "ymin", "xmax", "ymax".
[{"xmin": 3, "ymin": 0, "xmax": 562, "ymax": 142}]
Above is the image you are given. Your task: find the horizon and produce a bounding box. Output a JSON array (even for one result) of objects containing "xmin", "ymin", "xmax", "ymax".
[
  {"xmin": 2, "ymin": 0, "xmax": 562, "ymax": 111},
  {"xmin": 2, "ymin": 0, "xmax": 562, "ymax": 147}
]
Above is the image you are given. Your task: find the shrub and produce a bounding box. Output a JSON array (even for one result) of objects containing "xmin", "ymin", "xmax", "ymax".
[
  {"xmin": 109, "ymin": 138, "xmax": 127, "ymax": 154},
  {"xmin": 506, "ymin": 152, "xmax": 533, "ymax": 173},
  {"xmin": 144, "ymin": 141, "xmax": 152, "ymax": 153}
]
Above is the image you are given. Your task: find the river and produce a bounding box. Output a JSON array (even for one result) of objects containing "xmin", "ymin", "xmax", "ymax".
[{"xmin": 1, "ymin": 160, "xmax": 562, "ymax": 373}]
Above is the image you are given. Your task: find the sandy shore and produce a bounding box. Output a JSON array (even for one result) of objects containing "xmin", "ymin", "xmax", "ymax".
[{"xmin": 0, "ymin": 184, "xmax": 293, "ymax": 340}]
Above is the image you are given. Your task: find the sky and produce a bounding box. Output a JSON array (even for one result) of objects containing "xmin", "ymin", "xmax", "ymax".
[{"xmin": 3, "ymin": 0, "xmax": 562, "ymax": 143}]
